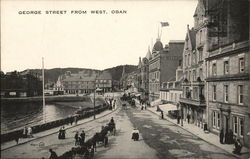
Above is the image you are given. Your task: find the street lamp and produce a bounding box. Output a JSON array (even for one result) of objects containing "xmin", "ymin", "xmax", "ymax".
[{"xmin": 93, "ymin": 81, "xmax": 96, "ymax": 120}]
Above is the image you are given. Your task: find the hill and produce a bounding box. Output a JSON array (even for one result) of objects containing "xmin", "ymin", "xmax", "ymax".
[
  {"xmin": 103, "ymin": 65, "xmax": 137, "ymax": 81},
  {"xmin": 20, "ymin": 65, "xmax": 137, "ymax": 84}
]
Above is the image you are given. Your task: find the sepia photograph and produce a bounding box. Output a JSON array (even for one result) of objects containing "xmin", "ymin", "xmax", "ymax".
[{"xmin": 1, "ymin": 0, "xmax": 249, "ymax": 159}]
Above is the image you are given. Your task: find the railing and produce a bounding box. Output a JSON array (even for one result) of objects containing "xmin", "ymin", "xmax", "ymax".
[
  {"xmin": 1, "ymin": 104, "xmax": 109, "ymax": 143},
  {"xmin": 180, "ymin": 97, "xmax": 206, "ymax": 107}
]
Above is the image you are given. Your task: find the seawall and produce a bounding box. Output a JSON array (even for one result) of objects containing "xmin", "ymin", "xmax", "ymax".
[
  {"xmin": 1, "ymin": 95, "xmax": 91, "ymax": 104},
  {"xmin": 1, "ymin": 104, "xmax": 109, "ymax": 143}
]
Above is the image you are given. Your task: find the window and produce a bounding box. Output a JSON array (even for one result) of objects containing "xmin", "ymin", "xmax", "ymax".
[
  {"xmin": 189, "ymin": 71, "xmax": 191, "ymax": 81},
  {"xmin": 185, "ymin": 55, "xmax": 187, "ymax": 67},
  {"xmin": 238, "ymin": 85, "xmax": 243, "ymax": 104},
  {"xmin": 239, "ymin": 118, "xmax": 244, "ymax": 137},
  {"xmin": 213, "ymin": 85, "xmax": 217, "ymax": 101},
  {"xmin": 239, "ymin": 58, "xmax": 245, "ymax": 73},
  {"xmin": 193, "ymin": 52, "xmax": 196, "ymax": 64},
  {"xmin": 224, "ymin": 85, "xmax": 229, "ymax": 103},
  {"xmin": 199, "ymin": 50, "xmax": 203, "ymax": 61},
  {"xmin": 213, "ymin": 112, "xmax": 216, "ymax": 127},
  {"xmin": 199, "ymin": 30, "xmax": 202, "ymax": 44},
  {"xmin": 234, "ymin": 116, "xmax": 238, "ymax": 134},
  {"xmin": 212, "ymin": 63, "xmax": 217, "ymax": 76},
  {"xmin": 224, "ymin": 61, "xmax": 229, "ymax": 74},
  {"xmin": 233, "ymin": 116, "xmax": 244, "ymax": 136},
  {"xmin": 193, "ymin": 70, "xmax": 196, "ymax": 81},
  {"xmin": 188, "ymin": 54, "xmax": 190, "ymax": 66},
  {"xmin": 212, "ymin": 111, "xmax": 220, "ymax": 129},
  {"xmin": 199, "ymin": 68, "xmax": 203, "ymax": 80},
  {"xmin": 217, "ymin": 113, "xmax": 220, "ymax": 128}
]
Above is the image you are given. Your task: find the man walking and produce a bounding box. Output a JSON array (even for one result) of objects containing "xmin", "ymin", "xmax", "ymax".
[
  {"xmin": 49, "ymin": 149, "xmax": 58, "ymax": 159},
  {"xmin": 80, "ymin": 130, "xmax": 85, "ymax": 144},
  {"xmin": 74, "ymin": 131, "xmax": 79, "ymax": 146}
]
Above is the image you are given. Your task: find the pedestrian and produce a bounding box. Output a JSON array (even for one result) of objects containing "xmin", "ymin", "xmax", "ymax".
[
  {"xmin": 177, "ymin": 115, "xmax": 180, "ymax": 124},
  {"xmin": 141, "ymin": 105, "xmax": 144, "ymax": 110},
  {"xmin": 74, "ymin": 131, "xmax": 79, "ymax": 146},
  {"xmin": 27, "ymin": 127, "xmax": 33, "ymax": 138},
  {"xmin": 219, "ymin": 128, "xmax": 224, "ymax": 144},
  {"xmin": 14, "ymin": 133, "xmax": 20, "ymax": 145},
  {"xmin": 61, "ymin": 126, "xmax": 66, "ymax": 139},
  {"xmin": 80, "ymin": 130, "xmax": 85, "ymax": 144},
  {"xmin": 49, "ymin": 149, "xmax": 58, "ymax": 159},
  {"xmin": 161, "ymin": 111, "xmax": 164, "ymax": 119},
  {"xmin": 74, "ymin": 116, "xmax": 78, "ymax": 125},
  {"xmin": 131, "ymin": 128, "xmax": 139, "ymax": 141},
  {"xmin": 187, "ymin": 114, "xmax": 190, "ymax": 124},
  {"xmin": 70, "ymin": 117, "xmax": 74, "ymax": 125},
  {"xmin": 233, "ymin": 137, "xmax": 242, "ymax": 155},
  {"xmin": 23, "ymin": 126, "xmax": 28, "ymax": 138}
]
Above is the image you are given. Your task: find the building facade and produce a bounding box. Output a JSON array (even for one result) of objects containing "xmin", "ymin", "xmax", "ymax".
[
  {"xmin": 160, "ymin": 65, "xmax": 183, "ymax": 104},
  {"xmin": 205, "ymin": 0, "xmax": 249, "ymax": 147},
  {"xmin": 180, "ymin": 0, "xmax": 208, "ymax": 129},
  {"xmin": 95, "ymin": 71, "xmax": 113, "ymax": 92},
  {"xmin": 62, "ymin": 71, "xmax": 98, "ymax": 94},
  {"xmin": 149, "ymin": 39, "xmax": 184, "ymax": 102},
  {"xmin": 137, "ymin": 48, "xmax": 150, "ymax": 101}
]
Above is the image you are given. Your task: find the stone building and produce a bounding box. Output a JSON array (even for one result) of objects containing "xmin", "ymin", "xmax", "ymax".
[
  {"xmin": 62, "ymin": 71, "xmax": 99, "ymax": 94},
  {"xmin": 149, "ymin": 39, "xmax": 184, "ymax": 102},
  {"xmin": 180, "ymin": 0, "xmax": 209, "ymax": 130},
  {"xmin": 160, "ymin": 65, "xmax": 183, "ymax": 105},
  {"xmin": 95, "ymin": 71, "xmax": 113, "ymax": 92},
  {"xmin": 137, "ymin": 47, "xmax": 150, "ymax": 101},
  {"xmin": 205, "ymin": 0, "xmax": 249, "ymax": 147}
]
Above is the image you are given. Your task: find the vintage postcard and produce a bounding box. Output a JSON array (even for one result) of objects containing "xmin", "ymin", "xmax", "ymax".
[{"xmin": 1, "ymin": 0, "xmax": 249, "ymax": 159}]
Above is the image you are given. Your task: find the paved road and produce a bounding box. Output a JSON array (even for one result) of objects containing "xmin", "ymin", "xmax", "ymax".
[
  {"xmin": 125, "ymin": 106, "xmax": 238, "ymax": 159},
  {"xmin": 2, "ymin": 99, "xmax": 239, "ymax": 159}
]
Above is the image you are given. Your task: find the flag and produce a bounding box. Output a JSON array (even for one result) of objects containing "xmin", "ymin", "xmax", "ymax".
[{"xmin": 161, "ymin": 22, "xmax": 169, "ymax": 27}]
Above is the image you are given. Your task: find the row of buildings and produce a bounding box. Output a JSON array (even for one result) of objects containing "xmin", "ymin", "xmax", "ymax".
[
  {"xmin": 121, "ymin": 0, "xmax": 249, "ymax": 147},
  {"xmin": 0, "ymin": 71, "xmax": 43, "ymax": 97},
  {"xmin": 54, "ymin": 70, "xmax": 113, "ymax": 94}
]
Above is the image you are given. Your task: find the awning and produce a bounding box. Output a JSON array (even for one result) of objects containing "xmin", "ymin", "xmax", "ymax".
[{"xmin": 96, "ymin": 88, "xmax": 102, "ymax": 91}]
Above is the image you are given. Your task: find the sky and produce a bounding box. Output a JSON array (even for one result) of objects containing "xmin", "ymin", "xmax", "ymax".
[{"xmin": 1, "ymin": 0, "xmax": 198, "ymax": 73}]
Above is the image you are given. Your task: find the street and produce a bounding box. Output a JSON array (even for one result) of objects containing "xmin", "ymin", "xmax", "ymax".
[{"xmin": 1, "ymin": 98, "xmax": 239, "ymax": 159}]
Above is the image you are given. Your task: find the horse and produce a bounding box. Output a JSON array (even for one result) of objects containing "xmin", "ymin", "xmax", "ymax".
[{"xmin": 107, "ymin": 122, "xmax": 116, "ymax": 136}]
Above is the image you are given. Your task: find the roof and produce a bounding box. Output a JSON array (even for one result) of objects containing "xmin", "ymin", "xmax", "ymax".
[
  {"xmin": 185, "ymin": 27, "xmax": 196, "ymax": 50},
  {"xmin": 96, "ymin": 71, "xmax": 112, "ymax": 80},
  {"xmin": 169, "ymin": 40, "xmax": 185, "ymax": 43},
  {"xmin": 153, "ymin": 39, "xmax": 163, "ymax": 52},
  {"xmin": 194, "ymin": 0, "xmax": 206, "ymax": 17},
  {"xmin": 63, "ymin": 75, "xmax": 96, "ymax": 82}
]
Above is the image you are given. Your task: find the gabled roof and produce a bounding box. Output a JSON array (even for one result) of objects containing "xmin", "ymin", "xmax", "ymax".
[
  {"xmin": 194, "ymin": 0, "xmax": 206, "ymax": 17},
  {"xmin": 96, "ymin": 71, "xmax": 112, "ymax": 80},
  {"xmin": 63, "ymin": 76, "xmax": 96, "ymax": 82},
  {"xmin": 187, "ymin": 27, "xmax": 196, "ymax": 50}
]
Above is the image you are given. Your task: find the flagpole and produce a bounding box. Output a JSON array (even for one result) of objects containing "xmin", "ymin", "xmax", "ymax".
[{"xmin": 42, "ymin": 57, "xmax": 46, "ymax": 123}]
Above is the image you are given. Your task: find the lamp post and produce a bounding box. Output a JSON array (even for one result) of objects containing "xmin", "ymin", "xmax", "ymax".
[
  {"xmin": 93, "ymin": 80, "xmax": 96, "ymax": 120},
  {"xmin": 42, "ymin": 57, "xmax": 46, "ymax": 123}
]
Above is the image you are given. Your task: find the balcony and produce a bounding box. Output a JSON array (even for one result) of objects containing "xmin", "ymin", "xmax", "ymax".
[{"xmin": 180, "ymin": 96, "xmax": 206, "ymax": 107}]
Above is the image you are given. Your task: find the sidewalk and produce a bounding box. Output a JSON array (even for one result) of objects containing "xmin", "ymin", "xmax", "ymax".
[
  {"xmin": 1, "ymin": 106, "xmax": 119, "ymax": 151},
  {"xmin": 145, "ymin": 104, "xmax": 250, "ymax": 159}
]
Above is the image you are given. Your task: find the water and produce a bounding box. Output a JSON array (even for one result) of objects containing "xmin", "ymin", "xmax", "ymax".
[{"xmin": 1, "ymin": 102, "xmax": 80, "ymax": 134}]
